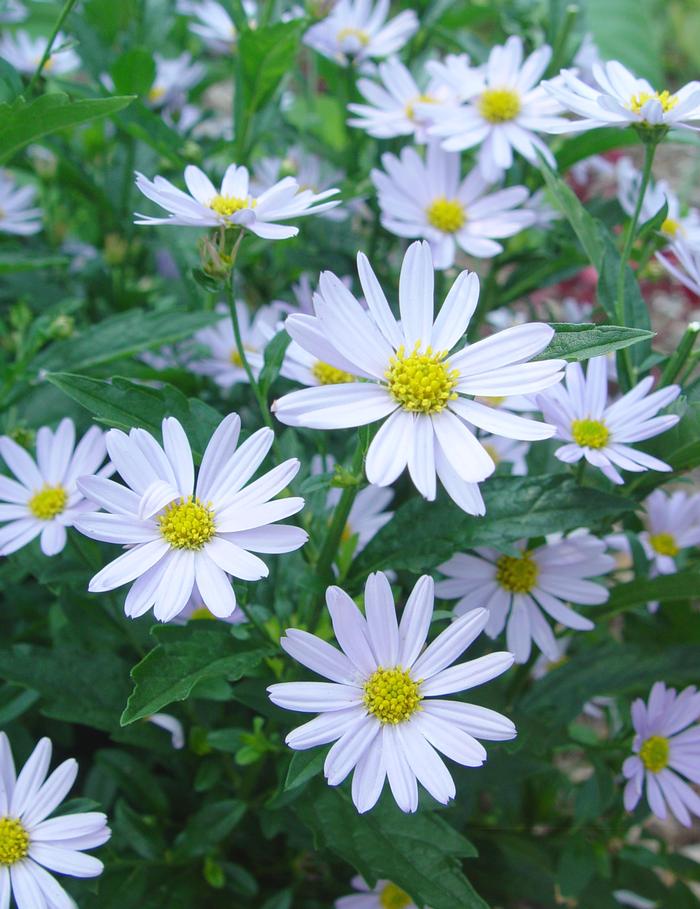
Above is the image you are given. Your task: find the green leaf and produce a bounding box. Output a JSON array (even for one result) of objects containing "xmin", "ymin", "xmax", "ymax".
[
  {"xmin": 585, "ymin": 0, "xmax": 662, "ymax": 85},
  {"xmin": 258, "ymin": 329, "xmax": 291, "ymax": 398},
  {"xmin": 284, "ymin": 750, "xmax": 325, "ymax": 792},
  {"xmin": 111, "ymin": 47, "xmax": 156, "ymax": 96},
  {"xmin": 46, "ymin": 373, "xmax": 222, "ymax": 459},
  {"xmin": 0, "ymin": 58, "xmax": 23, "ymax": 103},
  {"xmin": 35, "ymin": 309, "xmax": 219, "ymax": 374},
  {"xmin": 538, "ymin": 156, "xmax": 602, "ymax": 267},
  {"xmin": 0, "ymin": 93, "xmax": 135, "ymax": 164},
  {"xmin": 174, "ymin": 800, "xmax": 247, "ymax": 858},
  {"xmin": 0, "ymin": 253, "xmax": 71, "ymax": 273},
  {"xmin": 596, "ymin": 233, "xmax": 652, "ymax": 368},
  {"xmin": 297, "ymin": 784, "xmax": 487, "ymax": 909},
  {"xmin": 351, "ymin": 476, "xmax": 633, "ymax": 581},
  {"xmin": 534, "ymin": 323, "xmax": 655, "ymax": 362},
  {"xmin": 121, "ymin": 624, "xmax": 272, "ymax": 725},
  {"xmin": 591, "ymin": 570, "xmax": 700, "ymax": 620}
]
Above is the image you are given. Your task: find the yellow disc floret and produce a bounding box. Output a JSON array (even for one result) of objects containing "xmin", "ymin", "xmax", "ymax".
[
  {"xmin": 0, "ymin": 817, "xmax": 30, "ymax": 866},
  {"xmin": 405, "ymin": 93, "xmax": 436, "ymax": 121},
  {"xmin": 479, "ymin": 87, "xmax": 521, "ymax": 123},
  {"xmin": 571, "ymin": 418, "xmax": 610, "ymax": 449},
  {"xmin": 496, "ymin": 552, "xmax": 539, "ymax": 594},
  {"xmin": 426, "ymin": 197, "xmax": 466, "ymax": 233},
  {"xmin": 148, "ymin": 85, "xmax": 166, "ymax": 103},
  {"xmin": 660, "ymin": 217, "xmax": 680, "ymax": 238},
  {"xmin": 649, "ymin": 532, "xmax": 679, "ymax": 557},
  {"xmin": 639, "ymin": 735, "xmax": 670, "ymax": 773},
  {"xmin": 337, "ymin": 26, "xmax": 370, "ymax": 46},
  {"xmin": 158, "ymin": 496, "xmax": 216, "ymax": 550},
  {"xmin": 380, "ymin": 882, "xmax": 413, "ymax": 909},
  {"xmin": 209, "ymin": 195, "xmax": 254, "ymax": 217},
  {"xmin": 386, "ymin": 344, "xmax": 459, "ymax": 414},
  {"xmin": 364, "ymin": 666, "xmax": 421, "ymax": 725},
  {"xmin": 312, "ymin": 361, "xmax": 356, "ymax": 385},
  {"xmin": 28, "ymin": 484, "xmax": 67, "ymax": 521},
  {"xmin": 628, "ymin": 90, "xmax": 678, "ymax": 115}
]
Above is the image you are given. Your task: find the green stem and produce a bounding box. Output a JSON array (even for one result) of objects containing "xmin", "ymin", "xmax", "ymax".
[
  {"xmin": 25, "ymin": 0, "xmax": 80, "ymax": 96},
  {"xmin": 658, "ymin": 322, "xmax": 700, "ymax": 387},
  {"xmin": 548, "ymin": 4, "xmax": 579, "ymax": 76}
]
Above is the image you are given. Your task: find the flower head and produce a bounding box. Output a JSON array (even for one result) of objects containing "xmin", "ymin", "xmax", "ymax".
[
  {"xmin": 0, "ymin": 734, "xmax": 110, "ymax": 905},
  {"xmin": 657, "ymin": 240, "xmax": 700, "ymax": 295},
  {"xmin": 623, "ymin": 682, "xmax": 700, "ymax": 827},
  {"xmin": 273, "ymin": 241, "xmax": 564, "ymax": 515},
  {"xmin": 0, "ymin": 419, "xmax": 109, "ymax": 557},
  {"xmin": 543, "ymin": 60, "xmax": 700, "ymax": 133},
  {"xmin": 428, "ymin": 36, "xmax": 568, "ymax": 181},
  {"xmin": 538, "ymin": 356, "xmax": 680, "ymax": 484},
  {"xmin": 0, "ymin": 170, "xmax": 42, "ymax": 235},
  {"xmin": 303, "ymin": 0, "xmax": 418, "ymax": 67},
  {"xmin": 337, "ymin": 876, "xmax": 424, "ymax": 909},
  {"xmin": 176, "ymin": 0, "xmax": 255, "ymax": 52},
  {"xmin": 268, "ymin": 572, "xmax": 515, "ymax": 813},
  {"xmin": 147, "ymin": 52, "xmax": 205, "ymax": 109},
  {"xmin": 371, "ymin": 143, "xmax": 535, "ymax": 269},
  {"xmin": 0, "ymin": 29, "xmax": 79, "ymax": 76},
  {"xmin": 135, "ymin": 163, "xmax": 340, "ymax": 239},
  {"xmin": 75, "ymin": 414, "xmax": 307, "ymax": 622},
  {"xmin": 436, "ymin": 531, "xmax": 615, "ymax": 663}
]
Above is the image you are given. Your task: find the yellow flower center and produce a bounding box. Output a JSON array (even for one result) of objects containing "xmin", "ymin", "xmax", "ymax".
[
  {"xmin": 386, "ymin": 344, "xmax": 459, "ymax": 414},
  {"xmin": 364, "ymin": 667, "xmax": 422, "ymax": 725},
  {"xmin": 480, "ymin": 395, "xmax": 506, "ymax": 407},
  {"xmin": 426, "ymin": 196, "xmax": 466, "ymax": 233},
  {"xmin": 649, "ymin": 531, "xmax": 679, "ymax": 557},
  {"xmin": 571, "ymin": 418, "xmax": 610, "ymax": 449},
  {"xmin": 229, "ymin": 343, "xmax": 255, "ymax": 367},
  {"xmin": 0, "ymin": 817, "xmax": 29, "ymax": 866},
  {"xmin": 28, "ymin": 484, "xmax": 67, "ymax": 521},
  {"xmin": 312, "ymin": 361, "xmax": 356, "ymax": 385},
  {"xmin": 148, "ymin": 85, "xmax": 166, "ymax": 103},
  {"xmin": 628, "ymin": 90, "xmax": 678, "ymax": 115},
  {"xmin": 479, "ymin": 87, "xmax": 521, "ymax": 123},
  {"xmin": 404, "ymin": 93, "xmax": 436, "ymax": 121},
  {"xmin": 337, "ymin": 26, "xmax": 370, "ymax": 47},
  {"xmin": 209, "ymin": 195, "xmax": 255, "ymax": 217},
  {"xmin": 496, "ymin": 552, "xmax": 539, "ymax": 594},
  {"xmin": 639, "ymin": 735, "xmax": 670, "ymax": 773},
  {"xmin": 380, "ymin": 882, "xmax": 413, "ymax": 909},
  {"xmin": 660, "ymin": 217, "xmax": 679, "ymax": 237},
  {"xmin": 188, "ymin": 607, "xmax": 216, "ymax": 621},
  {"xmin": 158, "ymin": 497, "xmax": 216, "ymax": 550}
]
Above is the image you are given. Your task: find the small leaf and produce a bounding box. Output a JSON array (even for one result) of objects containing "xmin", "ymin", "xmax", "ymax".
[
  {"xmin": 534, "ymin": 323, "xmax": 655, "ymax": 362},
  {"xmin": 111, "ymin": 47, "xmax": 156, "ymax": 96},
  {"xmin": 258, "ymin": 329, "xmax": 291, "ymax": 398},
  {"xmin": 538, "ymin": 156, "xmax": 602, "ymax": 268},
  {"xmin": 284, "ymin": 750, "xmax": 325, "ymax": 792}
]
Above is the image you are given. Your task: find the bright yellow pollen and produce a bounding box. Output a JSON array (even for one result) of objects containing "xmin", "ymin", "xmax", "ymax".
[
  {"xmin": 426, "ymin": 197, "xmax": 466, "ymax": 233},
  {"xmin": 28, "ymin": 485, "xmax": 67, "ymax": 521},
  {"xmin": 404, "ymin": 93, "xmax": 436, "ymax": 120},
  {"xmin": 571, "ymin": 417, "xmax": 610, "ymax": 449},
  {"xmin": 661, "ymin": 217, "xmax": 679, "ymax": 237},
  {"xmin": 0, "ymin": 818, "xmax": 29, "ymax": 866},
  {"xmin": 337, "ymin": 26, "xmax": 370, "ymax": 46},
  {"xmin": 649, "ymin": 532, "xmax": 679, "ymax": 557},
  {"xmin": 230, "ymin": 344, "xmax": 254, "ymax": 367},
  {"xmin": 364, "ymin": 667, "xmax": 421, "ymax": 725},
  {"xmin": 479, "ymin": 87, "xmax": 521, "ymax": 123},
  {"xmin": 209, "ymin": 194, "xmax": 255, "ymax": 217},
  {"xmin": 496, "ymin": 552, "xmax": 539, "ymax": 594},
  {"xmin": 628, "ymin": 90, "xmax": 678, "ymax": 115},
  {"xmin": 148, "ymin": 85, "xmax": 166, "ymax": 103},
  {"xmin": 480, "ymin": 395, "xmax": 506, "ymax": 407},
  {"xmin": 188, "ymin": 607, "xmax": 216, "ymax": 621},
  {"xmin": 158, "ymin": 497, "xmax": 216, "ymax": 550},
  {"xmin": 380, "ymin": 882, "xmax": 413, "ymax": 909},
  {"xmin": 386, "ymin": 344, "xmax": 459, "ymax": 414},
  {"xmin": 639, "ymin": 735, "xmax": 670, "ymax": 773},
  {"xmin": 312, "ymin": 361, "xmax": 356, "ymax": 385}
]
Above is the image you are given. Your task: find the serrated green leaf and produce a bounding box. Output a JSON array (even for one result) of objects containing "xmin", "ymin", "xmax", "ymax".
[
  {"xmin": 534, "ymin": 323, "xmax": 655, "ymax": 362},
  {"xmin": 0, "ymin": 93, "xmax": 134, "ymax": 164},
  {"xmin": 121, "ymin": 624, "xmax": 272, "ymax": 725}
]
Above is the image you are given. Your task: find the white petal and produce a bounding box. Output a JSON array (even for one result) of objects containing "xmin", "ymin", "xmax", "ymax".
[
  {"xmin": 420, "ymin": 652, "xmax": 514, "ymax": 696},
  {"xmin": 382, "ymin": 725, "xmax": 418, "ymax": 813},
  {"xmin": 267, "ymin": 681, "xmax": 362, "ymax": 712},
  {"xmin": 412, "ymin": 608, "xmax": 489, "ymax": 680},
  {"xmin": 324, "ymin": 716, "xmax": 381, "ymax": 786},
  {"xmin": 88, "ymin": 540, "xmax": 170, "ymax": 593},
  {"xmin": 11, "ymin": 737, "xmax": 51, "ymax": 817},
  {"xmin": 398, "ymin": 575, "xmax": 434, "ymax": 668},
  {"xmin": 364, "ymin": 572, "xmax": 399, "ymax": 666},
  {"xmin": 398, "ymin": 240, "xmax": 434, "ymax": 348},
  {"xmin": 281, "ymin": 629, "xmax": 356, "ymax": 683},
  {"xmin": 325, "ymin": 586, "xmax": 376, "ymax": 676}
]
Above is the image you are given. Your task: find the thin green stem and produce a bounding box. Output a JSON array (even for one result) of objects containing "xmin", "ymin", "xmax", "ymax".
[{"xmin": 25, "ymin": 0, "xmax": 79, "ymax": 96}]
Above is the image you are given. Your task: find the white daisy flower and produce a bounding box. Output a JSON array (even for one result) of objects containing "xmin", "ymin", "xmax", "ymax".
[
  {"xmin": 0, "ymin": 1, "xmax": 27, "ymax": 24},
  {"xmin": 134, "ymin": 163, "xmax": 340, "ymax": 239},
  {"xmin": 268, "ymin": 572, "xmax": 516, "ymax": 813},
  {"xmin": 425, "ymin": 52, "xmax": 484, "ymax": 103},
  {"xmin": 0, "ymin": 733, "xmax": 110, "ymax": 906},
  {"xmin": 0, "ymin": 419, "xmax": 109, "ymax": 558},
  {"xmin": 479, "ymin": 434, "xmax": 529, "ymax": 475},
  {"xmin": 371, "ymin": 143, "xmax": 535, "ymax": 269},
  {"xmin": 146, "ymin": 52, "xmax": 205, "ymax": 109},
  {"xmin": 623, "ymin": 681, "xmax": 700, "ymax": 827},
  {"xmin": 74, "ymin": 414, "xmax": 307, "ymax": 622},
  {"xmin": 189, "ymin": 301, "xmax": 283, "ymax": 389},
  {"xmin": 176, "ymin": 0, "xmax": 256, "ymax": 52},
  {"xmin": 337, "ymin": 876, "xmax": 424, "ymax": 909},
  {"xmin": 538, "ymin": 356, "xmax": 681, "ymax": 484},
  {"xmin": 0, "ymin": 171, "xmax": 42, "ymax": 235},
  {"xmin": 543, "ymin": 61, "xmax": 700, "ymax": 133},
  {"xmin": 0, "ymin": 29, "xmax": 79, "ymax": 76},
  {"xmin": 657, "ymin": 240, "xmax": 700, "ymax": 295},
  {"xmin": 435, "ymin": 531, "xmax": 615, "ymax": 663},
  {"xmin": 347, "ymin": 57, "xmax": 455, "ymax": 142},
  {"xmin": 253, "ymin": 147, "xmax": 348, "ymax": 222},
  {"xmin": 273, "ymin": 241, "xmax": 564, "ymax": 515},
  {"xmin": 303, "ymin": 0, "xmax": 418, "ymax": 68},
  {"xmin": 616, "ymin": 156, "xmax": 700, "ymax": 250},
  {"xmin": 428, "ymin": 36, "xmax": 569, "ymax": 181}
]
